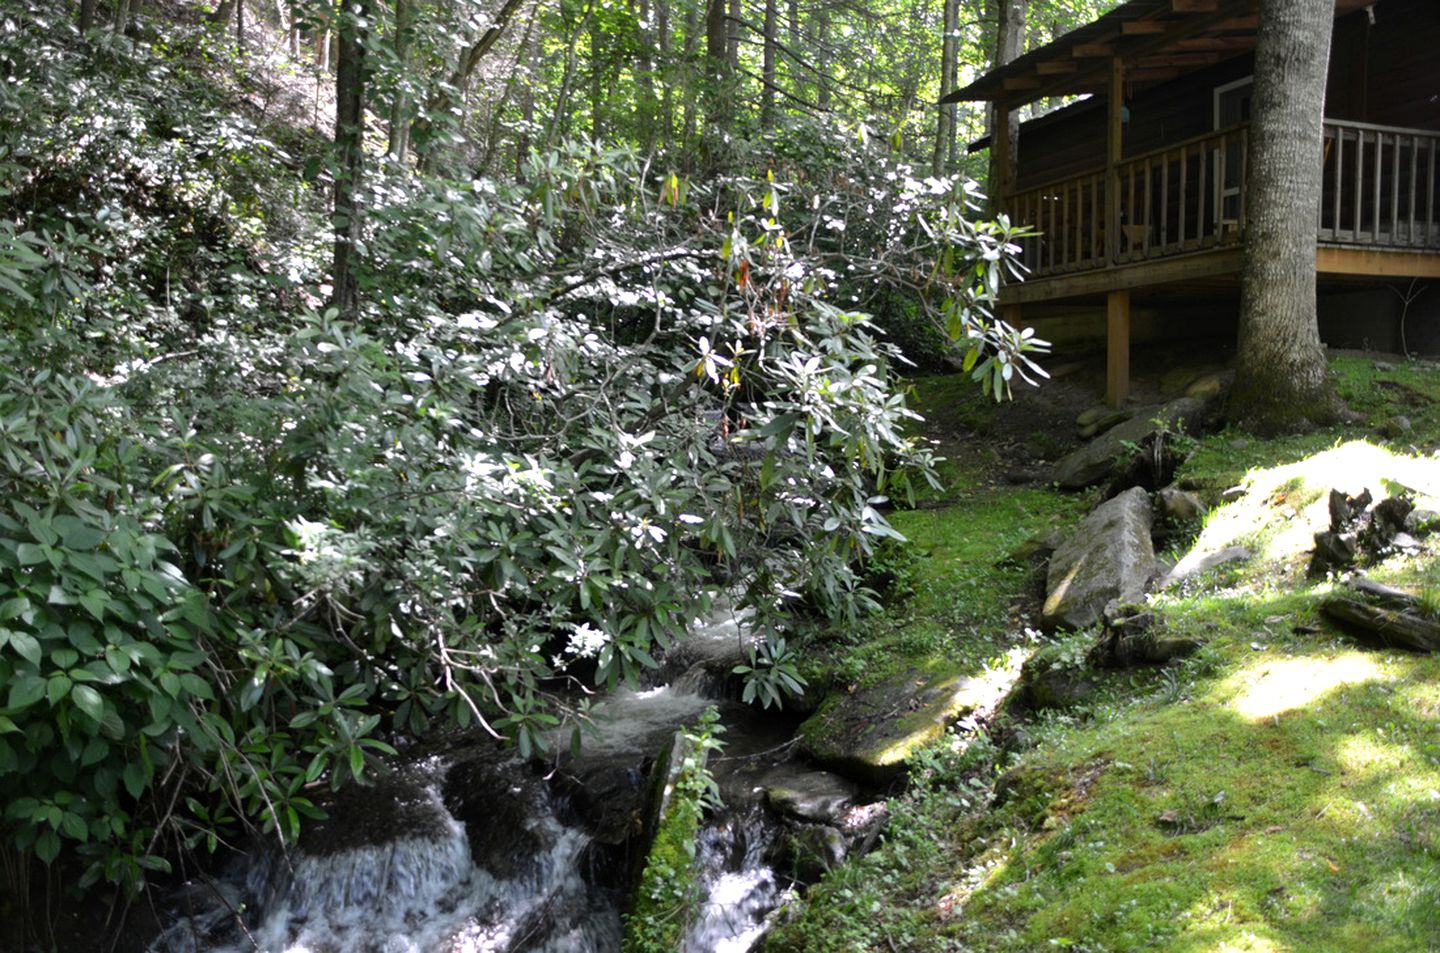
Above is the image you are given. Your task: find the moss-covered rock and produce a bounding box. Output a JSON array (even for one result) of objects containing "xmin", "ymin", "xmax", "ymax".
[
  {"xmin": 798, "ymin": 665, "xmax": 985, "ymax": 784},
  {"xmin": 622, "ymin": 731, "xmax": 705, "ymax": 953}
]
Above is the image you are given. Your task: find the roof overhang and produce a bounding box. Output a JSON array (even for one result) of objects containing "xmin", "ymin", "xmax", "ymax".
[{"xmin": 943, "ymin": 0, "xmax": 1377, "ymax": 109}]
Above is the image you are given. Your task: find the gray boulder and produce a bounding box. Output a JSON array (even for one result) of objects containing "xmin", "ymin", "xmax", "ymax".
[
  {"xmin": 1042, "ymin": 487, "xmax": 1156, "ymax": 631},
  {"xmin": 761, "ymin": 767, "xmax": 859, "ymax": 825},
  {"xmin": 1156, "ymin": 486, "xmax": 1207, "ymax": 524},
  {"xmin": 799, "ymin": 666, "xmax": 986, "ymax": 783},
  {"xmin": 1051, "ymin": 397, "xmax": 1209, "ymax": 489},
  {"xmin": 1157, "ymin": 545, "xmax": 1253, "ymax": 590}
]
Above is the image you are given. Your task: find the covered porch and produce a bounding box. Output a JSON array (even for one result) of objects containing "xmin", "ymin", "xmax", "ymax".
[{"xmin": 944, "ymin": 0, "xmax": 1440, "ymax": 407}]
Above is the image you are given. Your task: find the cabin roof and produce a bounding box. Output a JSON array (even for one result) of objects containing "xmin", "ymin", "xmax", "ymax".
[{"xmin": 943, "ymin": 0, "xmax": 1377, "ymax": 108}]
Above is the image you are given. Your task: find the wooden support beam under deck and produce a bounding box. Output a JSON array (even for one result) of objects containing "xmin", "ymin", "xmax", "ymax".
[
  {"xmin": 1317, "ymin": 247, "xmax": 1440, "ymax": 278},
  {"xmin": 1107, "ymin": 289, "xmax": 1131, "ymax": 407}
]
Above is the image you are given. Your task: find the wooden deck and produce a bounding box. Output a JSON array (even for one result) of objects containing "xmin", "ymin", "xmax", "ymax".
[
  {"xmin": 1001, "ymin": 119, "xmax": 1440, "ymax": 295},
  {"xmin": 998, "ymin": 119, "xmax": 1440, "ymax": 407}
]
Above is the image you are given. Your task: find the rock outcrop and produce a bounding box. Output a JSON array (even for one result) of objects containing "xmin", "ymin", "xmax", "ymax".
[
  {"xmin": 798, "ymin": 666, "xmax": 986, "ymax": 784},
  {"xmin": 1051, "ymin": 397, "xmax": 1210, "ymax": 489},
  {"xmin": 1042, "ymin": 487, "xmax": 1156, "ymax": 631}
]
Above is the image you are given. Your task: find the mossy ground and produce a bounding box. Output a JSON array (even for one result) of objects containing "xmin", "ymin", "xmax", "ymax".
[{"xmin": 770, "ymin": 354, "xmax": 1440, "ymax": 952}]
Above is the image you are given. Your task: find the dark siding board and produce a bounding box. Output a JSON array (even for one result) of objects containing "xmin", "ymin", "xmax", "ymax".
[{"xmin": 1364, "ymin": 0, "xmax": 1440, "ymax": 131}]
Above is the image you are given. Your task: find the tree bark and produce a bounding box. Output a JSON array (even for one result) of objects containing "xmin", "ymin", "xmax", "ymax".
[
  {"xmin": 516, "ymin": 18, "xmax": 539, "ymax": 177},
  {"xmin": 704, "ymin": 0, "xmax": 730, "ymax": 134},
  {"xmin": 635, "ymin": 0, "xmax": 660, "ymax": 150},
  {"xmin": 78, "ymin": 0, "xmax": 96, "ymax": 30},
  {"xmin": 762, "ymin": 0, "xmax": 777, "ymax": 130},
  {"xmin": 986, "ymin": 0, "xmax": 1025, "ymax": 197},
  {"xmin": 813, "ymin": 6, "xmax": 830, "ymax": 111},
  {"xmin": 331, "ymin": 0, "xmax": 371, "ymax": 321},
  {"xmin": 656, "ymin": 0, "xmax": 672, "ymax": 151},
  {"xmin": 932, "ymin": 0, "xmax": 960, "ymax": 173},
  {"xmin": 726, "ymin": 0, "xmax": 740, "ymax": 71},
  {"xmin": 387, "ymin": 0, "xmax": 412, "ymax": 161},
  {"xmin": 1228, "ymin": 0, "xmax": 1339, "ymax": 434}
]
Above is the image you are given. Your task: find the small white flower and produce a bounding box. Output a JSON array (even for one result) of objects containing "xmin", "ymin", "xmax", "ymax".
[{"xmin": 564, "ymin": 623, "xmax": 610, "ymax": 659}]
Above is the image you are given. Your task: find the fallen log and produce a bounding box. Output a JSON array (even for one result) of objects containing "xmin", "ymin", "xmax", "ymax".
[
  {"xmin": 1345, "ymin": 577, "xmax": 1422, "ymax": 610},
  {"xmin": 1321, "ymin": 598, "xmax": 1440, "ymax": 653}
]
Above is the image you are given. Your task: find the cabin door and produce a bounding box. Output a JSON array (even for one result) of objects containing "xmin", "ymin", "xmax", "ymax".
[{"xmin": 1213, "ymin": 77, "xmax": 1252, "ymax": 227}]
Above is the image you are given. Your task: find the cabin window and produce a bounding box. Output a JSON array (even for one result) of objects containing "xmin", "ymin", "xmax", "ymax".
[{"xmin": 1214, "ymin": 77, "xmax": 1253, "ymax": 224}]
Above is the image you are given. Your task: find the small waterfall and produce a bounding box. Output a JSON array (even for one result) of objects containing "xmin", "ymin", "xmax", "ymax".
[
  {"xmin": 148, "ymin": 774, "xmax": 621, "ymax": 953},
  {"xmin": 147, "ymin": 604, "xmax": 852, "ymax": 953},
  {"xmin": 686, "ymin": 809, "xmax": 786, "ymax": 953}
]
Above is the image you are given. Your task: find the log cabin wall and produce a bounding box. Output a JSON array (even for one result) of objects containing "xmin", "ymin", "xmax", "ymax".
[{"xmin": 1012, "ymin": 0, "xmax": 1440, "ymax": 193}]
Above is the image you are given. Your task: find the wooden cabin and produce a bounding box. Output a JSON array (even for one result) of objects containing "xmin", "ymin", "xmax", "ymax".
[{"xmin": 944, "ymin": 0, "xmax": 1440, "ymax": 406}]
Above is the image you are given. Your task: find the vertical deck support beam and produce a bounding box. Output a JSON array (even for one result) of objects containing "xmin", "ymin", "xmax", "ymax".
[
  {"xmin": 1106, "ymin": 57, "xmax": 1124, "ymax": 265},
  {"xmin": 992, "ymin": 97, "xmax": 1015, "ymax": 212},
  {"xmin": 1106, "ymin": 288, "xmax": 1131, "ymax": 407}
]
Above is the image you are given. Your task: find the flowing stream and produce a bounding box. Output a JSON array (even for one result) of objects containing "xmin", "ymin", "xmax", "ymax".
[{"xmin": 147, "ymin": 606, "xmax": 835, "ymax": 953}]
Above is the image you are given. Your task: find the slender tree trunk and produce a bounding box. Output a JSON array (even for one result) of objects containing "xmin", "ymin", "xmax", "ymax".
[
  {"xmin": 387, "ymin": 0, "xmax": 412, "ymax": 161},
  {"xmin": 235, "ymin": 0, "xmax": 244, "ymax": 51},
  {"xmin": 726, "ymin": 0, "xmax": 740, "ymax": 71},
  {"xmin": 656, "ymin": 0, "xmax": 672, "ymax": 152},
  {"xmin": 516, "ymin": 20, "xmax": 539, "ymax": 177},
  {"xmin": 549, "ymin": 0, "xmax": 596, "ymax": 146},
  {"xmin": 987, "ymin": 0, "xmax": 1025, "ymax": 200},
  {"xmin": 932, "ymin": 0, "xmax": 959, "ymax": 173},
  {"xmin": 1228, "ymin": 0, "xmax": 1339, "ymax": 433},
  {"xmin": 635, "ymin": 0, "xmax": 660, "ymax": 150},
  {"xmin": 813, "ymin": 7, "xmax": 830, "ymax": 110},
  {"xmin": 331, "ymin": 0, "xmax": 371, "ymax": 321},
  {"xmin": 278, "ymin": 0, "xmax": 299, "ymax": 56},
  {"xmin": 589, "ymin": 20, "xmax": 603, "ymax": 141},
  {"xmin": 680, "ymin": 3, "xmax": 699, "ymax": 151},
  {"xmin": 705, "ymin": 0, "xmax": 729, "ymax": 134},
  {"xmin": 761, "ymin": 0, "xmax": 777, "ymax": 130},
  {"xmin": 79, "ymin": 0, "xmax": 96, "ymax": 31}
]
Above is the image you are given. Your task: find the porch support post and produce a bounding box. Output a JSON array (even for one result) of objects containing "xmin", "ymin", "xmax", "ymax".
[
  {"xmin": 1002, "ymin": 302, "xmax": 1023, "ymax": 328},
  {"xmin": 1106, "ymin": 288, "xmax": 1130, "ymax": 407},
  {"xmin": 1106, "ymin": 57, "xmax": 1124, "ymax": 264},
  {"xmin": 991, "ymin": 97, "xmax": 1015, "ymax": 210}
]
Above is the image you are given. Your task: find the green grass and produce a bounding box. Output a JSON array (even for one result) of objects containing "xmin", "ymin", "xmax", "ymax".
[{"xmin": 771, "ymin": 355, "xmax": 1440, "ymax": 953}]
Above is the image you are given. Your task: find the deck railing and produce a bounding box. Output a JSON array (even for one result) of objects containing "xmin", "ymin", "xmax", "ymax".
[
  {"xmin": 1004, "ymin": 119, "xmax": 1440, "ymax": 281},
  {"xmin": 1320, "ymin": 120, "xmax": 1440, "ymax": 247}
]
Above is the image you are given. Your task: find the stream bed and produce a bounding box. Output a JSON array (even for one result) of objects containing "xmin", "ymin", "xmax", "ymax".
[{"xmin": 146, "ymin": 607, "xmax": 880, "ymax": 953}]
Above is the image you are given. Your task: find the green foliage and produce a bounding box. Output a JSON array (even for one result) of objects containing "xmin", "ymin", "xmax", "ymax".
[{"xmin": 0, "ymin": 2, "xmax": 1038, "ymax": 896}]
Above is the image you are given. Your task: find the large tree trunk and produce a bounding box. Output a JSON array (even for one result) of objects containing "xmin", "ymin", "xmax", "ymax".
[
  {"xmin": 331, "ymin": 0, "xmax": 371, "ymax": 321},
  {"xmin": 1228, "ymin": 0, "xmax": 1339, "ymax": 434},
  {"xmin": 932, "ymin": 0, "xmax": 960, "ymax": 173},
  {"xmin": 986, "ymin": 0, "xmax": 1025, "ymax": 199}
]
